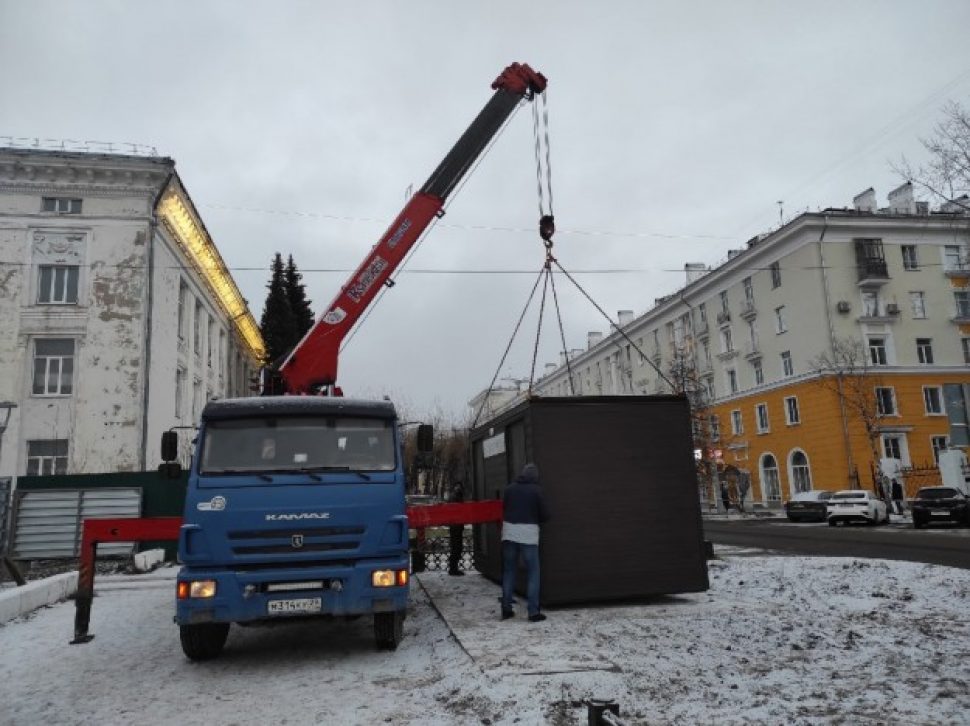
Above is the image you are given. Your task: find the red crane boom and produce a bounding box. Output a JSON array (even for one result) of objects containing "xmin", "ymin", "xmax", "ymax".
[{"xmin": 277, "ymin": 62, "xmax": 547, "ymax": 394}]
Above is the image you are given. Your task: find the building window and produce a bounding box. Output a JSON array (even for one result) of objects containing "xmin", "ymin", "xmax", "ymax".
[
  {"xmin": 26, "ymin": 439, "xmax": 69, "ymax": 475},
  {"xmin": 963, "ymin": 337, "xmax": 970, "ymax": 365},
  {"xmin": 709, "ymin": 415, "xmax": 720, "ymax": 442},
  {"xmin": 882, "ymin": 434, "xmax": 907, "ymax": 464},
  {"xmin": 177, "ymin": 280, "xmax": 188, "ymax": 341},
  {"xmin": 909, "ymin": 291, "xmax": 926, "ymax": 319},
  {"xmin": 923, "ymin": 386, "xmax": 944, "ymax": 415},
  {"xmin": 731, "ymin": 410, "xmax": 743, "ymax": 435},
  {"xmin": 32, "ymin": 339, "xmax": 74, "ymax": 395},
  {"xmin": 743, "ymin": 277, "xmax": 754, "ymax": 303},
  {"xmin": 955, "ymin": 291, "xmax": 970, "ymax": 318},
  {"xmin": 719, "ymin": 291, "xmax": 729, "ymax": 315},
  {"xmin": 901, "ymin": 245, "xmax": 919, "ymax": 270},
  {"xmin": 868, "ymin": 336, "xmax": 887, "ymax": 366},
  {"xmin": 875, "ymin": 386, "xmax": 897, "ymax": 416},
  {"xmin": 761, "ymin": 453, "xmax": 781, "ymax": 501},
  {"xmin": 790, "ymin": 451, "xmax": 812, "ymax": 494},
  {"xmin": 944, "ymin": 245, "xmax": 966, "ymax": 272},
  {"xmin": 755, "ymin": 403, "xmax": 769, "ymax": 433},
  {"xmin": 861, "ymin": 290, "xmax": 879, "ymax": 317},
  {"xmin": 774, "ymin": 306, "xmax": 786, "ymax": 334},
  {"xmin": 175, "ymin": 367, "xmax": 186, "ymax": 419},
  {"xmin": 192, "ymin": 378, "xmax": 203, "ymax": 419},
  {"xmin": 705, "ymin": 378, "xmax": 715, "ymax": 400},
  {"xmin": 721, "ymin": 327, "xmax": 733, "ymax": 353},
  {"xmin": 780, "ymin": 350, "xmax": 793, "ymax": 377},
  {"xmin": 37, "ymin": 265, "xmax": 79, "ymax": 304},
  {"xmin": 727, "ymin": 369, "xmax": 738, "ymax": 394},
  {"xmin": 916, "ymin": 338, "xmax": 934, "ymax": 364},
  {"xmin": 770, "ymin": 261, "xmax": 781, "ymax": 289},
  {"xmin": 41, "ymin": 197, "xmax": 81, "ymax": 214},
  {"xmin": 698, "ymin": 303, "xmax": 707, "ymax": 325},
  {"xmin": 753, "ymin": 360, "xmax": 764, "ymax": 386},
  {"xmin": 785, "ymin": 396, "xmax": 800, "ymax": 425},
  {"xmin": 207, "ymin": 319, "xmax": 215, "ymax": 367},
  {"xmin": 931, "ymin": 435, "xmax": 949, "ymax": 464},
  {"xmin": 194, "ymin": 301, "xmax": 203, "ymax": 354},
  {"xmin": 702, "ymin": 339, "xmax": 711, "ymax": 368},
  {"xmin": 636, "ymin": 337, "xmax": 644, "ymax": 365}
]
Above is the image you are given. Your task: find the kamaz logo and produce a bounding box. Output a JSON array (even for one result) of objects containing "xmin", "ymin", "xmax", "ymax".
[{"xmin": 265, "ymin": 512, "xmax": 331, "ymax": 521}]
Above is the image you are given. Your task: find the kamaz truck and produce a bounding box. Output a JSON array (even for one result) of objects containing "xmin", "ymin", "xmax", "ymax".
[
  {"xmin": 170, "ymin": 397, "xmax": 419, "ymax": 659},
  {"xmin": 161, "ymin": 62, "xmax": 548, "ymax": 660}
]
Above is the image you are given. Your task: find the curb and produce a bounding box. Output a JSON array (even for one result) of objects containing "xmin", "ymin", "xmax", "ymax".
[{"xmin": 0, "ymin": 571, "xmax": 78, "ymax": 625}]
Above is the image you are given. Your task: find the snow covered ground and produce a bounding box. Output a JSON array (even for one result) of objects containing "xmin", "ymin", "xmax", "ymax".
[{"xmin": 1, "ymin": 549, "xmax": 969, "ymax": 725}]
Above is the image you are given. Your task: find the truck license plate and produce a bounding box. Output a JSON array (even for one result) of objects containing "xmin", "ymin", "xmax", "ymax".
[
  {"xmin": 268, "ymin": 597, "xmax": 322, "ymax": 615},
  {"xmin": 930, "ymin": 510, "xmax": 950, "ymax": 516}
]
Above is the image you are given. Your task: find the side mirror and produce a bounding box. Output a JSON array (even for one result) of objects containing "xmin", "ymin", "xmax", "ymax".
[
  {"xmin": 416, "ymin": 424, "xmax": 434, "ymax": 453},
  {"xmin": 161, "ymin": 430, "xmax": 178, "ymax": 462}
]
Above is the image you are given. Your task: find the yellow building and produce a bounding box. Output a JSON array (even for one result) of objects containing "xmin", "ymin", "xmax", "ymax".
[{"xmin": 536, "ymin": 184, "xmax": 970, "ymax": 506}]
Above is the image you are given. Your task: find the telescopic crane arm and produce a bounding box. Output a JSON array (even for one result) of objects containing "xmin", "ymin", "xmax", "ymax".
[{"xmin": 277, "ymin": 62, "xmax": 547, "ymax": 395}]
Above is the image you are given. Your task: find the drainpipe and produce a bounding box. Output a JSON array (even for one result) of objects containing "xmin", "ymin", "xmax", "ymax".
[
  {"xmin": 816, "ymin": 215, "xmax": 854, "ymax": 483},
  {"xmin": 140, "ymin": 171, "xmax": 175, "ymax": 470}
]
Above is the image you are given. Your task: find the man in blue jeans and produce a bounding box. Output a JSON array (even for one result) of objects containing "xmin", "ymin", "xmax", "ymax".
[{"xmin": 501, "ymin": 463, "xmax": 550, "ymax": 622}]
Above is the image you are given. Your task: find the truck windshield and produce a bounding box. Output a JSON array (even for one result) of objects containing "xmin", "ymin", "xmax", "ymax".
[{"xmin": 200, "ymin": 416, "xmax": 396, "ymax": 475}]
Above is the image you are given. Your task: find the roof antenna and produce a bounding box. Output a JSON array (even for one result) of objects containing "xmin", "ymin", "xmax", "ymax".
[{"xmin": 777, "ymin": 200, "xmax": 784, "ymax": 225}]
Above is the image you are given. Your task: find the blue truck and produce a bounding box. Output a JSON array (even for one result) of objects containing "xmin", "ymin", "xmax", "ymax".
[{"xmin": 165, "ymin": 397, "xmax": 422, "ymax": 659}]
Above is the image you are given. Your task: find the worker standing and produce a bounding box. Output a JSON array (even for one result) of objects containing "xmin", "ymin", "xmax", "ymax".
[{"xmin": 500, "ymin": 463, "xmax": 550, "ymax": 622}]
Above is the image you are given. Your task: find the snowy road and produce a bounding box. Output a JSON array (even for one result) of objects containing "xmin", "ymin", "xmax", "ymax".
[{"xmin": 2, "ymin": 553, "xmax": 969, "ymax": 725}]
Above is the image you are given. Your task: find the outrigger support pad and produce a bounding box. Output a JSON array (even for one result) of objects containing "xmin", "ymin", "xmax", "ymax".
[{"xmin": 539, "ymin": 214, "xmax": 555, "ymax": 242}]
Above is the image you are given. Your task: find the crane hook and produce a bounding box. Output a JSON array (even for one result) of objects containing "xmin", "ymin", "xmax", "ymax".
[{"xmin": 539, "ymin": 214, "xmax": 555, "ymax": 244}]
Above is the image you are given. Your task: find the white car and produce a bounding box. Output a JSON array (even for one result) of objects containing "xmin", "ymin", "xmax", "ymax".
[{"xmin": 827, "ymin": 490, "xmax": 888, "ymax": 526}]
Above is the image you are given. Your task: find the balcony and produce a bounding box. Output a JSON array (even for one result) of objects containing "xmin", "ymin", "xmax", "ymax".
[
  {"xmin": 856, "ymin": 258, "xmax": 890, "ymax": 286},
  {"xmin": 716, "ymin": 347, "xmax": 739, "ymax": 361},
  {"xmin": 695, "ymin": 320, "xmax": 709, "ymax": 338},
  {"xmin": 740, "ymin": 300, "xmax": 757, "ymax": 320},
  {"xmin": 944, "ymin": 260, "xmax": 970, "ymax": 280},
  {"xmin": 716, "ymin": 310, "xmax": 731, "ymax": 325},
  {"xmin": 858, "ymin": 304, "xmax": 902, "ymax": 323},
  {"xmin": 744, "ymin": 341, "xmax": 762, "ymax": 361}
]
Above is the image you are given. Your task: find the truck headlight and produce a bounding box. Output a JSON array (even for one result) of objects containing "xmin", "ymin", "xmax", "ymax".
[
  {"xmin": 177, "ymin": 580, "xmax": 218, "ymax": 599},
  {"xmin": 372, "ymin": 570, "xmax": 408, "ymax": 587}
]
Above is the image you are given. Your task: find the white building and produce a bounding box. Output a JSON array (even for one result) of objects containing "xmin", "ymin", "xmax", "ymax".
[{"xmin": 0, "ymin": 146, "xmax": 265, "ymax": 479}]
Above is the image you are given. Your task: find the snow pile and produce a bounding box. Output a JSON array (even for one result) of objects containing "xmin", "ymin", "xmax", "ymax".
[{"xmin": 1, "ymin": 553, "xmax": 968, "ymax": 725}]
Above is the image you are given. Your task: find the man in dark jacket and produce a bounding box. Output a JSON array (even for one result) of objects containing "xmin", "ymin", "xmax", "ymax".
[{"xmin": 501, "ymin": 463, "xmax": 550, "ymax": 622}]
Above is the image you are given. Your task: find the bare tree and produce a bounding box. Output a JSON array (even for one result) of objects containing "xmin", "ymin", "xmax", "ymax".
[
  {"xmin": 667, "ymin": 344, "xmax": 718, "ymax": 506},
  {"xmin": 894, "ymin": 101, "xmax": 970, "ymax": 211},
  {"xmin": 809, "ymin": 337, "xmax": 885, "ymax": 490}
]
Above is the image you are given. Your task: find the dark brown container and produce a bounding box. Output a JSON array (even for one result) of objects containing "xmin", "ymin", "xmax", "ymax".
[{"xmin": 470, "ymin": 395, "xmax": 709, "ymax": 606}]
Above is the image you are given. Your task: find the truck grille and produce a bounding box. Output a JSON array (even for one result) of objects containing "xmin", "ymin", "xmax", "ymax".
[{"xmin": 228, "ymin": 526, "xmax": 365, "ymax": 557}]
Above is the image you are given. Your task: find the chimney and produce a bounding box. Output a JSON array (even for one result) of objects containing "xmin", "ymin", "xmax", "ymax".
[
  {"xmin": 544, "ymin": 363, "xmax": 557, "ymax": 376},
  {"xmin": 888, "ymin": 182, "xmax": 915, "ymax": 215},
  {"xmin": 727, "ymin": 249, "xmax": 743, "ymax": 260},
  {"xmin": 587, "ymin": 331, "xmax": 603, "ymax": 349},
  {"xmin": 685, "ymin": 262, "xmax": 707, "ymax": 284},
  {"xmin": 569, "ymin": 348, "xmax": 584, "ymax": 360},
  {"xmin": 617, "ymin": 310, "xmax": 634, "ymax": 327},
  {"xmin": 853, "ymin": 187, "xmax": 877, "ymax": 213}
]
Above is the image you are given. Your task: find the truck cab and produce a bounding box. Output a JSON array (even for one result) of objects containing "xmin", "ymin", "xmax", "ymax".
[{"xmin": 171, "ymin": 396, "xmax": 411, "ymax": 660}]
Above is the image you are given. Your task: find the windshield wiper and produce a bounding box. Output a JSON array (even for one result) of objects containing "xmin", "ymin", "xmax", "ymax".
[
  {"xmin": 204, "ymin": 469, "xmax": 274, "ymax": 482},
  {"xmin": 299, "ymin": 466, "xmax": 371, "ymax": 481}
]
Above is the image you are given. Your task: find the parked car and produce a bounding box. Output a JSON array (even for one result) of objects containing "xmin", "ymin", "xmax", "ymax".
[
  {"xmin": 911, "ymin": 487, "xmax": 970, "ymax": 528},
  {"xmin": 784, "ymin": 490, "xmax": 834, "ymax": 522},
  {"xmin": 827, "ymin": 490, "xmax": 888, "ymax": 526}
]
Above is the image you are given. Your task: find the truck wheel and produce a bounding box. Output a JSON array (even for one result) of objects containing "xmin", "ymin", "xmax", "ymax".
[
  {"xmin": 374, "ymin": 611, "xmax": 404, "ymax": 651},
  {"xmin": 180, "ymin": 623, "xmax": 230, "ymax": 661}
]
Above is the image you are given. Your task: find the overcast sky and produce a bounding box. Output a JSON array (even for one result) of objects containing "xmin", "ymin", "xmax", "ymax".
[{"xmin": 3, "ymin": 1, "xmax": 970, "ymax": 421}]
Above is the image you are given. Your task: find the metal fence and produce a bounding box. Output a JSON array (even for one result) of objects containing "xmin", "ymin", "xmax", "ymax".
[
  {"xmin": 0, "ymin": 478, "xmax": 11, "ymax": 555},
  {"xmin": 411, "ymin": 529, "xmax": 474, "ymax": 572}
]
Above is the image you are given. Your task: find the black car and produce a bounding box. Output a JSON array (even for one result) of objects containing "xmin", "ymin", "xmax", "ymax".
[
  {"xmin": 784, "ymin": 490, "xmax": 834, "ymax": 522},
  {"xmin": 911, "ymin": 487, "xmax": 970, "ymax": 528}
]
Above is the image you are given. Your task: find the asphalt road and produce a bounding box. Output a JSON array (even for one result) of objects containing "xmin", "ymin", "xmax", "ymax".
[{"xmin": 703, "ymin": 517, "xmax": 970, "ymax": 570}]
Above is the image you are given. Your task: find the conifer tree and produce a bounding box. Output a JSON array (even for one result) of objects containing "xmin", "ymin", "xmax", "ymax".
[
  {"xmin": 259, "ymin": 253, "xmax": 297, "ymax": 365},
  {"xmin": 284, "ymin": 254, "xmax": 315, "ymax": 338}
]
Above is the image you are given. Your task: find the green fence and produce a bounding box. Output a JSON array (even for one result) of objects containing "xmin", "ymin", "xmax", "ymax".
[{"xmin": 16, "ymin": 470, "xmax": 187, "ymax": 558}]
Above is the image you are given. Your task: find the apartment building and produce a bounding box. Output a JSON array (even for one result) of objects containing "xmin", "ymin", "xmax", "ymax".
[
  {"xmin": 0, "ymin": 145, "xmax": 265, "ymax": 479},
  {"xmin": 532, "ymin": 184, "xmax": 970, "ymax": 505}
]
